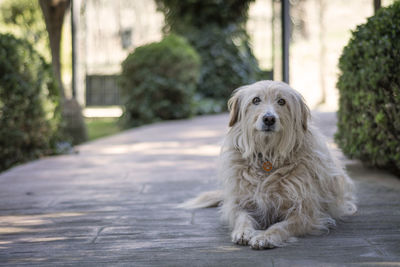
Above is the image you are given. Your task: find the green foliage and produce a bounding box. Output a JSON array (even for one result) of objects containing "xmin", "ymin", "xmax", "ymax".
[
  {"xmin": 187, "ymin": 26, "xmax": 260, "ymax": 101},
  {"xmin": 156, "ymin": 0, "xmax": 254, "ymax": 32},
  {"xmin": 335, "ymin": 2, "xmax": 400, "ymax": 176},
  {"xmin": 156, "ymin": 0, "xmax": 261, "ymax": 109},
  {"xmin": 192, "ymin": 94, "xmax": 225, "ymax": 115},
  {"xmin": 119, "ymin": 34, "xmax": 201, "ymax": 127},
  {"xmin": 0, "ymin": 33, "xmax": 61, "ymax": 171},
  {"xmin": 0, "ymin": 0, "xmax": 49, "ymax": 61}
]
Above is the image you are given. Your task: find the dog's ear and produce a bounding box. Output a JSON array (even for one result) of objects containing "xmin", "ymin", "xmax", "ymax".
[
  {"xmin": 228, "ymin": 90, "xmax": 241, "ymax": 127},
  {"xmin": 299, "ymin": 96, "xmax": 310, "ymax": 131}
]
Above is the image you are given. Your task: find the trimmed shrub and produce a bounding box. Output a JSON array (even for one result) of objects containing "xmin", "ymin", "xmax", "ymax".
[
  {"xmin": 0, "ymin": 33, "xmax": 61, "ymax": 171},
  {"xmin": 335, "ymin": 2, "xmax": 400, "ymax": 176},
  {"xmin": 119, "ymin": 34, "xmax": 201, "ymax": 127}
]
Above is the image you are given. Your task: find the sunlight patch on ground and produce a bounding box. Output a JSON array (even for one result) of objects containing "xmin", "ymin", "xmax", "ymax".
[
  {"xmin": 358, "ymin": 263, "xmax": 400, "ymax": 266},
  {"xmin": 0, "ymin": 216, "xmax": 51, "ymax": 226},
  {"xmin": 18, "ymin": 237, "xmax": 68, "ymax": 243},
  {"xmin": 97, "ymin": 142, "xmax": 220, "ymax": 157},
  {"xmin": 0, "ymin": 227, "xmax": 34, "ymax": 234},
  {"xmin": 176, "ymin": 129, "xmax": 225, "ymax": 139},
  {"xmin": 0, "ymin": 213, "xmax": 86, "ymax": 235}
]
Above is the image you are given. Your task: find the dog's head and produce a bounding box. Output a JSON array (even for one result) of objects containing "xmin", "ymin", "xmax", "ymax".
[{"xmin": 228, "ymin": 80, "xmax": 310, "ymax": 159}]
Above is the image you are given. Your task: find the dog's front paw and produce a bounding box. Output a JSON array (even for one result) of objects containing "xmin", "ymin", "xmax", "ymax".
[
  {"xmin": 344, "ymin": 201, "xmax": 357, "ymax": 216},
  {"xmin": 249, "ymin": 233, "xmax": 278, "ymax": 250},
  {"xmin": 231, "ymin": 228, "xmax": 254, "ymax": 246}
]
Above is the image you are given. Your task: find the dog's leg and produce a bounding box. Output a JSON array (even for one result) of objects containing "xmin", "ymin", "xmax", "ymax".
[
  {"xmin": 249, "ymin": 215, "xmax": 306, "ymax": 249},
  {"xmin": 231, "ymin": 210, "xmax": 256, "ymax": 245},
  {"xmin": 222, "ymin": 201, "xmax": 256, "ymax": 246}
]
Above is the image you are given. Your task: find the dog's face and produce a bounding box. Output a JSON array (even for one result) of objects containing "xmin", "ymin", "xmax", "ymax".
[
  {"xmin": 249, "ymin": 89, "xmax": 284, "ymax": 134},
  {"xmin": 228, "ymin": 81, "xmax": 310, "ymax": 158}
]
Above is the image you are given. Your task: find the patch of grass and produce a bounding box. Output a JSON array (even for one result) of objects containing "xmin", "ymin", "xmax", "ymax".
[{"xmin": 85, "ymin": 118, "xmax": 121, "ymax": 141}]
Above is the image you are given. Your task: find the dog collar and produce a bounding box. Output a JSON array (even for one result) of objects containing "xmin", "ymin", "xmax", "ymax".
[
  {"xmin": 257, "ymin": 153, "xmax": 273, "ymax": 172},
  {"xmin": 262, "ymin": 161, "xmax": 273, "ymax": 172}
]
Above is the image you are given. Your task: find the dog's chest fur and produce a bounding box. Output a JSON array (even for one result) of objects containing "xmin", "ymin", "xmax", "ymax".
[{"xmin": 233, "ymin": 157, "xmax": 297, "ymax": 228}]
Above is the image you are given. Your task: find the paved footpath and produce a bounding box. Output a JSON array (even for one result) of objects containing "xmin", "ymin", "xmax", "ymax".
[{"xmin": 0, "ymin": 113, "xmax": 399, "ymax": 266}]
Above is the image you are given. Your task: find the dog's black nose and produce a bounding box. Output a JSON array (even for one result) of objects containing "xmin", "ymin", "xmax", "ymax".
[{"xmin": 263, "ymin": 114, "xmax": 276, "ymax": 126}]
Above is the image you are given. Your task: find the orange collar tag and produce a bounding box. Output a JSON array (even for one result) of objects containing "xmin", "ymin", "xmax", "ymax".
[{"xmin": 262, "ymin": 161, "xmax": 273, "ymax": 172}]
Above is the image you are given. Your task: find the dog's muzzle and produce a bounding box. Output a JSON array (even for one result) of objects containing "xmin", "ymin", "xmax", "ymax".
[{"xmin": 262, "ymin": 113, "xmax": 276, "ymax": 132}]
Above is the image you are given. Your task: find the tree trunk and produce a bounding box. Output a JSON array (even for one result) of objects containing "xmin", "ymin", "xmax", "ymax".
[
  {"xmin": 374, "ymin": 0, "xmax": 381, "ymax": 13},
  {"xmin": 39, "ymin": 0, "xmax": 70, "ymax": 99},
  {"xmin": 39, "ymin": 0, "xmax": 87, "ymax": 145}
]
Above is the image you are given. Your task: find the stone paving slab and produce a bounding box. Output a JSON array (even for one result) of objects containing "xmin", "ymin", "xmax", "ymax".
[{"xmin": 0, "ymin": 113, "xmax": 399, "ymax": 266}]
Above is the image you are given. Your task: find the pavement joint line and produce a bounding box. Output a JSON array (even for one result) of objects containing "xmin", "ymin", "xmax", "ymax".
[
  {"xmin": 364, "ymin": 238, "xmax": 388, "ymax": 257},
  {"xmin": 90, "ymin": 226, "xmax": 106, "ymax": 244},
  {"xmin": 190, "ymin": 211, "xmax": 196, "ymax": 225},
  {"xmin": 45, "ymin": 198, "xmax": 58, "ymax": 208},
  {"xmin": 139, "ymin": 184, "xmax": 149, "ymax": 194},
  {"xmin": 121, "ymin": 172, "xmax": 130, "ymax": 181}
]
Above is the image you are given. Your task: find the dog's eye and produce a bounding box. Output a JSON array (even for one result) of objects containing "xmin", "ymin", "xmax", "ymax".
[
  {"xmin": 252, "ymin": 97, "xmax": 261, "ymax": 105},
  {"xmin": 277, "ymin": 98, "xmax": 286, "ymax": 106}
]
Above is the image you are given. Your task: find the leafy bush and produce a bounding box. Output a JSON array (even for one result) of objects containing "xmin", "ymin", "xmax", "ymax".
[
  {"xmin": 335, "ymin": 2, "xmax": 400, "ymax": 176},
  {"xmin": 192, "ymin": 94, "xmax": 225, "ymax": 115},
  {"xmin": 119, "ymin": 34, "xmax": 200, "ymax": 127},
  {"xmin": 0, "ymin": 0, "xmax": 49, "ymax": 60},
  {"xmin": 156, "ymin": 0, "xmax": 262, "ymax": 110},
  {"xmin": 0, "ymin": 33, "xmax": 61, "ymax": 171}
]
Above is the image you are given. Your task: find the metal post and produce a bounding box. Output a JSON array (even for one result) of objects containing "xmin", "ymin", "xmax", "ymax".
[
  {"xmin": 282, "ymin": 0, "xmax": 290, "ymax": 84},
  {"xmin": 71, "ymin": 0, "xmax": 77, "ymax": 98},
  {"xmin": 271, "ymin": 0, "xmax": 275, "ymax": 80}
]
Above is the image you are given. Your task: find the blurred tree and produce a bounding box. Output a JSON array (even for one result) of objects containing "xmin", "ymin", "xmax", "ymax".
[
  {"xmin": 39, "ymin": 0, "xmax": 70, "ymax": 98},
  {"xmin": 156, "ymin": 0, "xmax": 254, "ymax": 31},
  {"xmin": 156, "ymin": 0, "xmax": 263, "ymax": 108},
  {"xmin": 39, "ymin": 0, "xmax": 87, "ymax": 144},
  {"xmin": 0, "ymin": 0, "xmax": 49, "ymax": 60}
]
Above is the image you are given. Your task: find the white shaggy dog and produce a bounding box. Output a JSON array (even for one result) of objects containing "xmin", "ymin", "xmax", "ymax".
[{"xmin": 182, "ymin": 80, "xmax": 357, "ymax": 249}]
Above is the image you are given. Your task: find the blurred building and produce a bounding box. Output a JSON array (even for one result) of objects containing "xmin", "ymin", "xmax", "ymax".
[
  {"xmin": 73, "ymin": 0, "xmax": 276, "ymax": 109},
  {"xmin": 73, "ymin": 0, "xmax": 163, "ymax": 107},
  {"xmin": 73, "ymin": 0, "xmax": 394, "ymax": 111}
]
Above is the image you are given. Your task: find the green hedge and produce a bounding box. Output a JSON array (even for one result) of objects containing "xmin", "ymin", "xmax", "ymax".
[
  {"xmin": 0, "ymin": 33, "xmax": 61, "ymax": 171},
  {"xmin": 336, "ymin": 2, "xmax": 400, "ymax": 176},
  {"xmin": 119, "ymin": 34, "xmax": 201, "ymax": 127}
]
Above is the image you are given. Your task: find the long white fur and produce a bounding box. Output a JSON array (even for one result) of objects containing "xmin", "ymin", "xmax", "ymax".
[{"xmin": 182, "ymin": 80, "xmax": 357, "ymax": 249}]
